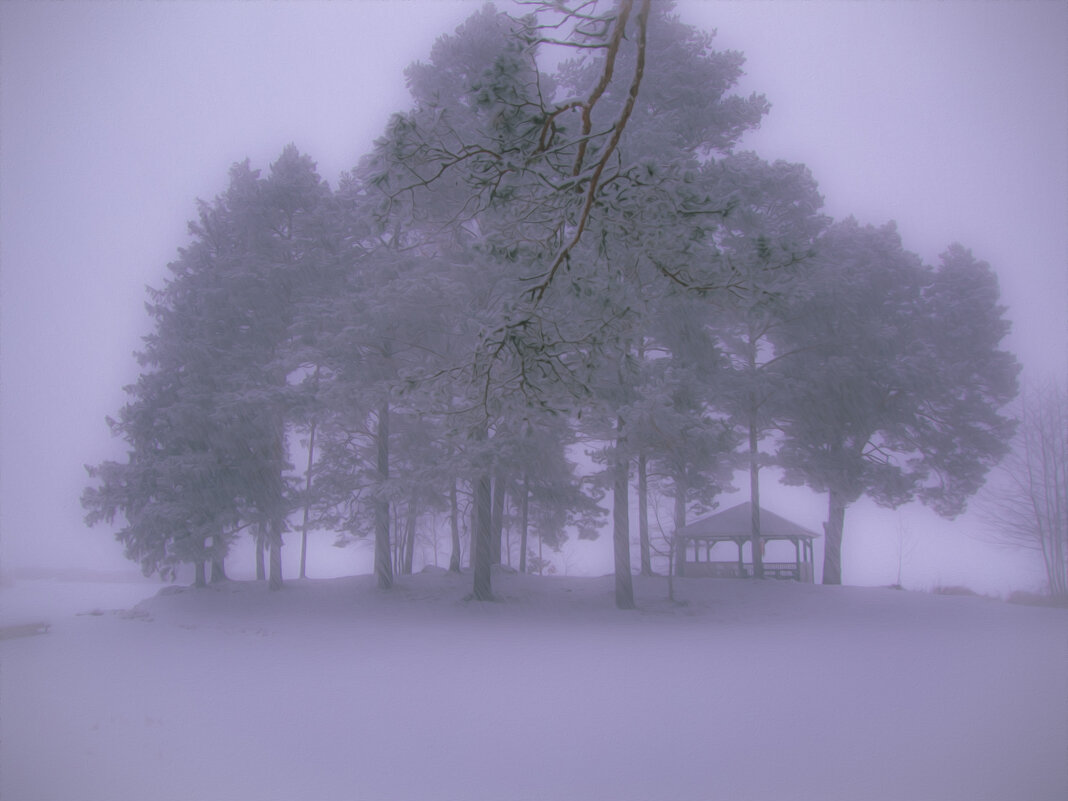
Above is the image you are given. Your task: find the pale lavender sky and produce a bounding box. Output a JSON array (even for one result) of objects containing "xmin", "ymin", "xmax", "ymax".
[{"xmin": 2, "ymin": 1, "xmax": 1065, "ymax": 591}]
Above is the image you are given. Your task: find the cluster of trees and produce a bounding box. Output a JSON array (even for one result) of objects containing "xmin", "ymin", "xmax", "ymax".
[{"xmin": 83, "ymin": 1, "xmax": 1019, "ymax": 606}]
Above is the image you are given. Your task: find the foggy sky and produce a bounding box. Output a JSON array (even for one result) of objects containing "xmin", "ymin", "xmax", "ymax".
[{"xmin": 1, "ymin": 1, "xmax": 1064, "ymax": 591}]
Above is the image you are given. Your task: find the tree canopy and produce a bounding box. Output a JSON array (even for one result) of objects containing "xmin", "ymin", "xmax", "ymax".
[
  {"xmin": 773, "ymin": 221, "xmax": 1019, "ymax": 584},
  {"xmin": 84, "ymin": 1, "xmax": 1019, "ymax": 599}
]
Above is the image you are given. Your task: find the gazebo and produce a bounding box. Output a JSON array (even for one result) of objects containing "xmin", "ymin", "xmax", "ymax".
[{"xmin": 674, "ymin": 501, "xmax": 819, "ymax": 582}]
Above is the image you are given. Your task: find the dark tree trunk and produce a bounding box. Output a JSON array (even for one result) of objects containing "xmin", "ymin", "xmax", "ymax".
[
  {"xmin": 636, "ymin": 340, "xmax": 653, "ymax": 577},
  {"xmin": 194, "ymin": 560, "xmax": 207, "ymax": 588},
  {"xmin": 822, "ymin": 489, "xmax": 847, "ymax": 585},
  {"xmin": 472, "ymin": 471, "xmax": 494, "ymax": 600},
  {"xmin": 255, "ymin": 529, "xmax": 266, "ymax": 581},
  {"xmin": 299, "ymin": 419, "xmax": 317, "ymax": 580},
  {"xmin": 374, "ymin": 401, "xmax": 393, "ymax": 589},
  {"xmin": 210, "ymin": 555, "xmax": 227, "ymax": 583},
  {"xmin": 673, "ymin": 474, "xmax": 688, "ymax": 531},
  {"xmin": 672, "ymin": 474, "xmax": 687, "ymax": 592},
  {"xmin": 268, "ymin": 520, "xmax": 283, "ymax": 591},
  {"xmin": 519, "ymin": 474, "xmax": 530, "ymax": 574},
  {"xmin": 402, "ymin": 500, "xmax": 417, "ymax": 575},
  {"xmin": 638, "ymin": 453, "xmax": 652, "ymax": 575},
  {"xmin": 666, "ymin": 536, "xmax": 677, "ymax": 604},
  {"xmin": 391, "ymin": 506, "xmax": 400, "ymax": 575},
  {"xmin": 264, "ymin": 410, "xmax": 287, "ymax": 593},
  {"xmin": 613, "ymin": 421, "xmax": 635, "ymax": 610},
  {"xmin": 449, "ymin": 480, "xmax": 462, "ymax": 573},
  {"xmin": 749, "ymin": 409, "xmax": 764, "ymax": 579},
  {"xmin": 490, "ymin": 475, "xmax": 506, "ymax": 564}
]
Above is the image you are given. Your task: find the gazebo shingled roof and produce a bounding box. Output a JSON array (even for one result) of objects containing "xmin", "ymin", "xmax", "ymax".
[{"xmin": 675, "ymin": 501, "xmax": 819, "ymax": 541}]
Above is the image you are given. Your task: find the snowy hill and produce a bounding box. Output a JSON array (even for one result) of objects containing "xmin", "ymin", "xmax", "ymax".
[{"xmin": 2, "ymin": 572, "xmax": 1065, "ymax": 801}]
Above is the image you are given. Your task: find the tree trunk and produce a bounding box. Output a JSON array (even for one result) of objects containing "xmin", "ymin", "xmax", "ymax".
[
  {"xmin": 194, "ymin": 559, "xmax": 207, "ymax": 588},
  {"xmin": 673, "ymin": 474, "xmax": 687, "ymax": 587},
  {"xmin": 822, "ymin": 489, "xmax": 847, "ymax": 585},
  {"xmin": 613, "ymin": 420, "xmax": 635, "ymax": 610},
  {"xmin": 210, "ymin": 555, "xmax": 227, "ymax": 583},
  {"xmin": 673, "ymin": 473, "xmax": 688, "ymax": 530},
  {"xmin": 268, "ymin": 520, "xmax": 283, "ymax": 591},
  {"xmin": 746, "ymin": 312, "xmax": 765, "ymax": 580},
  {"xmin": 449, "ymin": 480, "xmax": 462, "ymax": 573},
  {"xmin": 299, "ymin": 419, "xmax": 317, "ymax": 580},
  {"xmin": 666, "ymin": 534, "xmax": 677, "ymax": 604},
  {"xmin": 519, "ymin": 474, "xmax": 530, "ymax": 574},
  {"xmin": 402, "ymin": 500, "xmax": 417, "ymax": 575},
  {"xmin": 255, "ymin": 528, "xmax": 266, "ymax": 581},
  {"xmin": 490, "ymin": 474, "xmax": 506, "ymax": 564},
  {"xmin": 638, "ymin": 452, "xmax": 652, "ymax": 575},
  {"xmin": 749, "ymin": 414, "xmax": 764, "ymax": 579},
  {"xmin": 472, "ymin": 471, "xmax": 494, "ymax": 600},
  {"xmin": 391, "ymin": 504, "xmax": 401, "ymax": 575},
  {"xmin": 374, "ymin": 401, "xmax": 393, "ymax": 589}
]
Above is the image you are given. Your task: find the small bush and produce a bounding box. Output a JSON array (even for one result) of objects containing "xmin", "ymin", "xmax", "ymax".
[{"xmin": 932, "ymin": 585, "xmax": 981, "ymax": 597}]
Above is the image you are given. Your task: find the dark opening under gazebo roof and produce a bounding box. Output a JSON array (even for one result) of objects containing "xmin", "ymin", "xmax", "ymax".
[{"xmin": 675, "ymin": 501, "xmax": 819, "ymax": 542}]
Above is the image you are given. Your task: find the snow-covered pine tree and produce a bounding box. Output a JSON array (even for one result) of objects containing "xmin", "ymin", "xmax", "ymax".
[
  {"xmin": 772, "ymin": 220, "xmax": 1019, "ymax": 584},
  {"xmin": 84, "ymin": 147, "xmax": 333, "ymax": 588},
  {"xmin": 702, "ymin": 153, "xmax": 827, "ymax": 577}
]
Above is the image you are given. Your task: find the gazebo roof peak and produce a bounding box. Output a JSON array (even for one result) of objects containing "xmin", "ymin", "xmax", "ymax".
[{"xmin": 675, "ymin": 501, "xmax": 820, "ymax": 541}]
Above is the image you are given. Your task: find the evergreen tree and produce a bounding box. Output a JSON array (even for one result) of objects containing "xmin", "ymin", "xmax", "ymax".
[
  {"xmin": 773, "ymin": 221, "xmax": 1019, "ymax": 584},
  {"xmin": 84, "ymin": 148, "xmax": 333, "ymax": 588},
  {"xmin": 704, "ymin": 153, "xmax": 827, "ymax": 577}
]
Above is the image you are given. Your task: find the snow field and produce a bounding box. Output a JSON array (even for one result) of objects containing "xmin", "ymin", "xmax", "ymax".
[{"xmin": 2, "ymin": 572, "xmax": 1065, "ymax": 800}]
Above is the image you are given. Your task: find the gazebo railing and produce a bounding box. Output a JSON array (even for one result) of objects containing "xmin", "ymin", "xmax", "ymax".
[
  {"xmin": 680, "ymin": 561, "xmax": 804, "ymax": 580},
  {"xmin": 761, "ymin": 562, "xmax": 804, "ymax": 580}
]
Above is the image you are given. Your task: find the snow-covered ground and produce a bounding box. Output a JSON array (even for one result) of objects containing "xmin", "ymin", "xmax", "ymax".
[{"xmin": 2, "ymin": 571, "xmax": 1065, "ymax": 801}]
